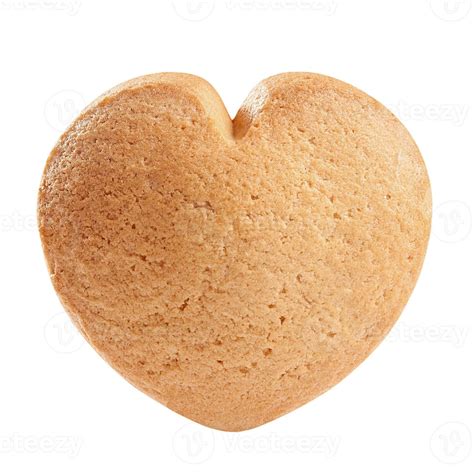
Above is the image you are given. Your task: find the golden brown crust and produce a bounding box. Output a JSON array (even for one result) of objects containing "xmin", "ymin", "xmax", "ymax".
[{"xmin": 38, "ymin": 72, "xmax": 431, "ymax": 431}]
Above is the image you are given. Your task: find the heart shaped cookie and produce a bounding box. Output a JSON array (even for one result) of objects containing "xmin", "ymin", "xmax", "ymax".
[{"xmin": 38, "ymin": 73, "xmax": 431, "ymax": 431}]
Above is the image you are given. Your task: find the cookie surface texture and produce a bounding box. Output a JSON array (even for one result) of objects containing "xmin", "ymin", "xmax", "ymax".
[{"xmin": 38, "ymin": 73, "xmax": 431, "ymax": 431}]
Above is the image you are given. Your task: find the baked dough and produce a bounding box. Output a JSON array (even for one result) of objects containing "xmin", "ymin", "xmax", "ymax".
[{"xmin": 38, "ymin": 73, "xmax": 431, "ymax": 431}]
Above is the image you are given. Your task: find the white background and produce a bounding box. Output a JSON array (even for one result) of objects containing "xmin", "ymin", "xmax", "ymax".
[{"xmin": 0, "ymin": 0, "xmax": 473, "ymax": 472}]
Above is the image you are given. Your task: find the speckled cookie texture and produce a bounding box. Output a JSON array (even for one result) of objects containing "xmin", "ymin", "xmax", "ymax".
[{"xmin": 38, "ymin": 72, "xmax": 431, "ymax": 431}]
